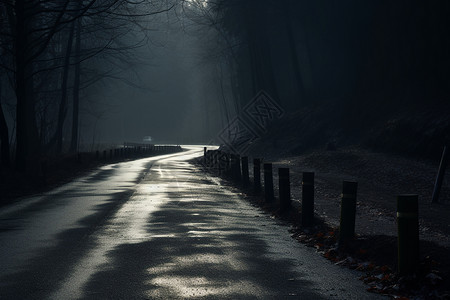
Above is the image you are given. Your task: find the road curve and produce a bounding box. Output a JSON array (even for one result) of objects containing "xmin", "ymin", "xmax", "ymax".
[{"xmin": 0, "ymin": 146, "xmax": 386, "ymax": 299}]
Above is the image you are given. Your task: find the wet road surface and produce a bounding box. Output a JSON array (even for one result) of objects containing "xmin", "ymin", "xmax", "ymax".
[{"xmin": 0, "ymin": 146, "xmax": 386, "ymax": 299}]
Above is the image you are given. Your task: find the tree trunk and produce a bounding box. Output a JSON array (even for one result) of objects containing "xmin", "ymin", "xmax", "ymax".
[
  {"xmin": 55, "ymin": 21, "xmax": 75, "ymax": 154},
  {"xmin": 285, "ymin": 0, "xmax": 306, "ymax": 104},
  {"xmin": 0, "ymin": 80, "xmax": 11, "ymax": 168},
  {"xmin": 247, "ymin": 40, "xmax": 259, "ymax": 97},
  {"xmin": 244, "ymin": 3, "xmax": 280, "ymax": 102},
  {"xmin": 70, "ymin": 17, "xmax": 81, "ymax": 153},
  {"xmin": 14, "ymin": 0, "xmax": 40, "ymax": 172}
]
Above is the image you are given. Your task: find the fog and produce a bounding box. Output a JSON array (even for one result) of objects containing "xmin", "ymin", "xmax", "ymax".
[
  {"xmin": 1, "ymin": 3, "xmax": 449, "ymax": 299},
  {"xmin": 1, "ymin": 0, "xmax": 449, "ymax": 171},
  {"xmin": 80, "ymin": 8, "xmax": 223, "ymax": 147}
]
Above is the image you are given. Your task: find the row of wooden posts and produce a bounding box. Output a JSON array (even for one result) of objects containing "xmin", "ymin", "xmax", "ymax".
[
  {"xmin": 38, "ymin": 144, "xmax": 183, "ymax": 189},
  {"xmin": 94, "ymin": 144, "xmax": 182, "ymax": 161},
  {"xmin": 204, "ymin": 148, "xmax": 420, "ymax": 275}
]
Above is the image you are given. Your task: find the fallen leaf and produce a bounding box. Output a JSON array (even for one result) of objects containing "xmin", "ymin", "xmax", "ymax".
[
  {"xmin": 367, "ymin": 286, "xmax": 379, "ymax": 293},
  {"xmin": 314, "ymin": 243, "xmax": 324, "ymax": 250},
  {"xmin": 358, "ymin": 248, "xmax": 368, "ymax": 255},
  {"xmin": 380, "ymin": 265, "xmax": 391, "ymax": 273}
]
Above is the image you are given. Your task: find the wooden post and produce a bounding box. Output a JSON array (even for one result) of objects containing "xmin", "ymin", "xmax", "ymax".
[
  {"xmin": 219, "ymin": 151, "xmax": 227, "ymax": 176},
  {"xmin": 339, "ymin": 181, "xmax": 358, "ymax": 243},
  {"xmin": 225, "ymin": 153, "xmax": 231, "ymax": 176},
  {"xmin": 301, "ymin": 172, "xmax": 315, "ymax": 226},
  {"xmin": 235, "ymin": 154, "xmax": 242, "ymax": 181},
  {"xmin": 203, "ymin": 147, "xmax": 207, "ymax": 165},
  {"xmin": 397, "ymin": 195, "xmax": 419, "ymax": 275},
  {"xmin": 432, "ymin": 146, "xmax": 448, "ymax": 203},
  {"xmin": 230, "ymin": 154, "xmax": 237, "ymax": 178},
  {"xmin": 229, "ymin": 154, "xmax": 235, "ymax": 178},
  {"xmin": 215, "ymin": 151, "xmax": 220, "ymax": 170},
  {"xmin": 210, "ymin": 150, "xmax": 214, "ymax": 168},
  {"xmin": 206, "ymin": 150, "xmax": 211, "ymax": 167},
  {"xmin": 254, "ymin": 158, "xmax": 261, "ymax": 193},
  {"xmin": 216, "ymin": 151, "xmax": 221, "ymax": 175},
  {"xmin": 279, "ymin": 168, "xmax": 291, "ymax": 212},
  {"xmin": 264, "ymin": 163, "xmax": 274, "ymax": 202},
  {"xmin": 242, "ymin": 157, "xmax": 249, "ymax": 187}
]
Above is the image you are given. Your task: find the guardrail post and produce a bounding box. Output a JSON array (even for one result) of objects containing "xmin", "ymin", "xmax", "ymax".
[
  {"xmin": 103, "ymin": 150, "xmax": 107, "ymax": 160},
  {"xmin": 206, "ymin": 150, "xmax": 211, "ymax": 167},
  {"xmin": 242, "ymin": 157, "xmax": 249, "ymax": 187},
  {"xmin": 219, "ymin": 151, "xmax": 226, "ymax": 175},
  {"xmin": 254, "ymin": 158, "xmax": 261, "ymax": 193},
  {"xmin": 432, "ymin": 146, "xmax": 448, "ymax": 203},
  {"xmin": 397, "ymin": 194, "xmax": 419, "ymax": 275},
  {"xmin": 264, "ymin": 163, "xmax": 274, "ymax": 202},
  {"xmin": 225, "ymin": 153, "xmax": 231, "ymax": 176},
  {"xmin": 213, "ymin": 150, "xmax": 219, "ymax": 168},
  {"xmin": 279, "ymin": 168, "xmax": 291, "ymax": 212},
  {"xmin": 235, "ymin": 154, "xmax": 242, "ymax": 181},
  {"xmin": 210, "ymin": 150, "xmax": 214, "ymax": 168},
  {"xmin": 301, "ymin": 172, "xmax": 315, "ymax": 226},
  {"xmin": 95, "ymin": 150, "xmax": 99, "ymax": 160},
  {"xmin": 339, "ymin": 181, "xmax": 358, "ymax": 243},
  {"xmin": 229, "ymin": 154, "xmax": 236, "ymax": 178},
  {"xmin": 216, "ymin": 151, "xmax": 221, "ymax": 175}
]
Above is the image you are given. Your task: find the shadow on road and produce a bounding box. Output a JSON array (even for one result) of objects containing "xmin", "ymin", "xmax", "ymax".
[{"xmin": 80, "ymin": 183, "xmax": 324, "ymax": 299}]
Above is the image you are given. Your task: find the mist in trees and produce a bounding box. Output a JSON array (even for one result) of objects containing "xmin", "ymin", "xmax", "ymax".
[
  {"xmin": 185, "ymin": 0, "xmax": 450, "ymax": 158},
  {"xmin": 1, "ymin": 0, "xmax": 449, "ymax": 175},
  {"xmin": 0, "ymin": 0, "xmax": 223, "ymax": 174}
]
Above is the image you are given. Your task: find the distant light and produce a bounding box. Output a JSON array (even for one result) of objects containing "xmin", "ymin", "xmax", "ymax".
[{"xmin": 186, "ymin": 0, "xmax": 208, "ymax": 8}]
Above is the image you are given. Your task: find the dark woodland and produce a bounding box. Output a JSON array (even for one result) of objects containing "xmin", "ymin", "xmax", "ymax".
[
  {"xmin": 1, "ymin": 0, "xmax": 449, "ymax": 174},
  {"xmin": 0, "ymin": 1, "xmax": 449, "ymax": 298}
]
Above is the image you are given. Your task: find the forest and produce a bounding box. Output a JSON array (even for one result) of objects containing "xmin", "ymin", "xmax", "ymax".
[{"xmin": 1, "ymin": 0, "xmax": 449, "ymax": 176}]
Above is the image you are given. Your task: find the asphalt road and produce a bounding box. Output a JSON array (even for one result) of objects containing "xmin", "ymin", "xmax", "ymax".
[{"xmin": 0, "ymin": 146, "xmax": 386, "ymax": 299}]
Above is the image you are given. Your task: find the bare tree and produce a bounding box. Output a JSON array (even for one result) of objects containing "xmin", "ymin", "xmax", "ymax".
[{"xmin": 0, "ymin": 0, "xmax": 174, "ymax": 171}]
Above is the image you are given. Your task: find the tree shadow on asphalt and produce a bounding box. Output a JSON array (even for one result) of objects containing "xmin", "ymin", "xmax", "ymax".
[
  {"xmin": 206, "ymin": 165, "xmax": 450, "ymax": 299},
  {"xmin": 80, "ymin": 190, "xmax": 327, "ymax": 299},
  {"xmin": 0, "ymin": 188, "xmax": 134, "ymax": 299}
]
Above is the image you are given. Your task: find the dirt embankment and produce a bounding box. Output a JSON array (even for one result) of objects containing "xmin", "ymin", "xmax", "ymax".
[
  {"xmin": 238, "ymin": 100, "xmax": 450, "ymax": 298},
  {"xmin": 245, "ymin": 99, "xmax": 450, "ymax": 246},
  {"xmin": 270, "ymin": 148, "xmax": 450, "ymax": 245},
  {"xmin": 248, "ymin": 100, "xmax": 450, "ymax": 162},
  {"xmin": 203, "ymin": 144, "xmax": 450, "ymax": 298}
]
